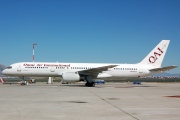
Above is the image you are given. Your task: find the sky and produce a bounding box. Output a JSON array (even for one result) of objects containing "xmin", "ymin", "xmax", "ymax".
[{"xmin": 0, "ymin": 0, "xmax": 180, "ymax": 73}]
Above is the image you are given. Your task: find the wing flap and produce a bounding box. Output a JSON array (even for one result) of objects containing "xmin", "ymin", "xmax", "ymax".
[{"xmin": 149, "ymin": 65, "xmax": 177, "ymax": 72}]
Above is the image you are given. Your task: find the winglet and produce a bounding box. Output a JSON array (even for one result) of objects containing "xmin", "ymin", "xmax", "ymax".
[{"xmin": 139, "ymin": 40, "xmax": 170, "ymax": 67}]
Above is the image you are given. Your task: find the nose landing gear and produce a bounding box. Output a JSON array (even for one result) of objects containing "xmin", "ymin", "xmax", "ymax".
[{"xmin": 19, "ymin": 76, "xmax": 29, "ymax": 85}]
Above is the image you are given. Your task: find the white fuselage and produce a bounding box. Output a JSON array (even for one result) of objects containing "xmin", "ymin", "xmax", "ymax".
[{"xmin": 2, "ymin": 62, "xmax": 154, "ymax": 80}]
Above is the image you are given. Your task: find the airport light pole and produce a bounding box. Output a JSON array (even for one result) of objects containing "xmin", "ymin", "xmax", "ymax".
[{"xmin": 32, "ymin": 43, "xmax": 37, "ymax": 62}]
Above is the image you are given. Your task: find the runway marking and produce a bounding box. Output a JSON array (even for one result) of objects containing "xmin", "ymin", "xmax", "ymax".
[{"xmin": 87, "ymin": 89, "xmax": 139, "ymax": 120}]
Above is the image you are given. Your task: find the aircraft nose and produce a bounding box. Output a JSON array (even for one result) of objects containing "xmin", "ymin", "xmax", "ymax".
[{"xmin": 2, "ymin": 69, "xmax": 7, "ymax": 75}]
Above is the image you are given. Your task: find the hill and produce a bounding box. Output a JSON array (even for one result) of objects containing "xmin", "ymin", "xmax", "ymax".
[
  {"xmin": 0, "ymin": 64, "xmax": 6, "ymax": 76},
  {"xmin": 153, "ymin": 72, "xmax": 180, "ymax": 77}
]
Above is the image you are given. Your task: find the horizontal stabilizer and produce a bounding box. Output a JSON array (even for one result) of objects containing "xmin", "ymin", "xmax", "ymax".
[{"xmin": 149, "ymin": 66, "xmax": 178, "ymax": 72}]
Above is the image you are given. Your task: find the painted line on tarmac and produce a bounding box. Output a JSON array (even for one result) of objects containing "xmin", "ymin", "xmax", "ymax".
[{"xmin": 87, "ymin": 89, "xmax": 139, "ymax": 120}]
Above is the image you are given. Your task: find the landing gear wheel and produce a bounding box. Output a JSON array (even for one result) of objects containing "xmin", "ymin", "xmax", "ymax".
[
  {"xmin": 85, "ymin": 82, "xmax": 95, "ymax": 87},
  {"xmin": 21, "ymin": 81, "xmax": 28, "ymax": 85},
  {"xmin": 91, "ymin": 82, "xmax": 95, "ymax": 87},
  {"xmin": 26, "ymin": 82, "xmax": 29, "ymax": 85}
]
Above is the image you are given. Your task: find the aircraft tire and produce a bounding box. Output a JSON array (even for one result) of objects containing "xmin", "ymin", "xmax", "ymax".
[{"xmin": 85, "ymin": 82, "xmax": 95, "ymax": 87}]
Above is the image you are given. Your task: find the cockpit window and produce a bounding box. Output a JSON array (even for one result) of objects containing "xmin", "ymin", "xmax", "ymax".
[{"xmin": 7, "ymin": 66, "xmax": 12, "ymax": 69}]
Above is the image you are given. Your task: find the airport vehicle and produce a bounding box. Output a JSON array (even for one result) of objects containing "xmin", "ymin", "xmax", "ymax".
[
  {"xmin": 133, "ymin": 81, "xmax": 141, "ymax": 85},
  {"xmin": 95, "ymin": 80, "xmax": 105, "ymax": 84},
  {"xmin": 2, "ymin": 40, "xmax": 177, "ymax": 87}
]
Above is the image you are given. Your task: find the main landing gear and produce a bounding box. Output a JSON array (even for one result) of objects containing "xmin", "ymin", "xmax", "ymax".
[
  {"xmin": 85, "ymin": 82, "xmax": 95, "ymax": 87},
  {"xmin": 85, "ymin": 76, "xmax": 95, "ymax": 87}
]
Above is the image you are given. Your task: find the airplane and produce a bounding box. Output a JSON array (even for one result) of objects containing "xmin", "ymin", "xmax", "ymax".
[{"xmin": 2, "ymin": 40, "xmax": 177, "ymax": 87}]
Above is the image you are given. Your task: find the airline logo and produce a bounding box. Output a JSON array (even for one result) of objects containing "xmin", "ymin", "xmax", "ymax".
[
  {"xmin": 23, "ymin": 63, "xmax": 70, "ymax": 67},
  {"xmin": 149, "ymin": 47, "xmax": 163, "ymax": 63}
]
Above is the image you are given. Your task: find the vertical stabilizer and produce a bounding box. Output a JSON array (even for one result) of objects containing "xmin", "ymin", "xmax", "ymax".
[{"xmin": 139, "ymin": 40, "xmax": 170, "ymax": 67}]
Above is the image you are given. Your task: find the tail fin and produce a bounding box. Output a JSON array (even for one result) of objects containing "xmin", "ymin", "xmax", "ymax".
[{"xmin": 139, "ymin": 40, "xmax": 170, "ymax": 67}]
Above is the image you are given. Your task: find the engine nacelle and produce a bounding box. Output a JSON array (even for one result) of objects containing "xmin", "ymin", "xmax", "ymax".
[{"xmin": 62, "ymin": 72, "xmax": 80, "ymax": 82}]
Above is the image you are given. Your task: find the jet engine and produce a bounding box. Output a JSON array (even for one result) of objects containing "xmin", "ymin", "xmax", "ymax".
[{"xmin": 62, "ymin": 72, "xmax": 81, "ymax": 82}]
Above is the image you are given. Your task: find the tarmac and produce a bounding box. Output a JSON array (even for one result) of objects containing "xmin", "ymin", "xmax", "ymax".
[{"xmin": 0, "ymin": 82, "xmax": 180, "ymax": 120}]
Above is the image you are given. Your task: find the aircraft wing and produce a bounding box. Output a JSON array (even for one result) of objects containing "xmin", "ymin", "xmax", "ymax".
[
  {"xmin": 78, "ymin": 65, "xmax": 117, "ymax": 76},
  {"xmin": 149, "ymin": 65, "xmax": 178, "ymax": 72}
]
